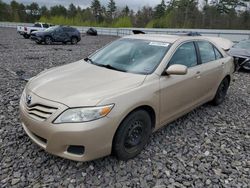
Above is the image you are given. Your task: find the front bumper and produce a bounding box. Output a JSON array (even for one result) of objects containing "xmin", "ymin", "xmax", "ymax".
[
  {"xmin": 19, "ymin": 91, "xmax": 118, "ymax": 161},
  {"xmin": 30, "ymin": 35, "xmax": 43, "ymax": 42}
]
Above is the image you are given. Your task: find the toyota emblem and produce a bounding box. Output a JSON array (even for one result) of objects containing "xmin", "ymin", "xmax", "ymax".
[{"xmin": 26, "ymin": 95, "xmax": 32, "ymax": 105}]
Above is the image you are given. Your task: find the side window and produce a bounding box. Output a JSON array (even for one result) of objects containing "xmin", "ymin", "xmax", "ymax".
[
  {"xmin": 34, "ymin": 23, "xmax": 41, "ymax": 27},
  {"xmin": 197, "ymin": 41, "xmax": 216, "ymax": 63},
  {"xmin": 169, "ymin": 42, "xmax": 197, "ymax": 68},
  {"xmin": 214, "ymin": 46, "xmax": 223, "ymax": 59},
  {"xmin": 55, "ymin": 28, "xmax": 62, "ymax": 33},
  {"xmin": 42, "ymin": 24, "xmax": 49, "ymax": 28}
]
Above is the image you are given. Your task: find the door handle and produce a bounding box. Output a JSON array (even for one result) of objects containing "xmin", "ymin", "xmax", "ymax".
[
  {"xmin": 222, "ymin": 62, "xmax": 225, "ymax": 65},
  {"xmin": 196, "ymin": 71, "xmax": 201, "ymax": 79}
]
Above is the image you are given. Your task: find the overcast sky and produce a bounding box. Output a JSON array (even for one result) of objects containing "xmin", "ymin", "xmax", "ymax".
[{"xmin": 3, "ymin": 0, "xmax": 163, "ymax": 10}]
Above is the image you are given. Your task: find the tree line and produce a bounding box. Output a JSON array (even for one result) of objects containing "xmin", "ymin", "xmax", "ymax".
[{"xmin": 0, "ymin": 0, "xmax": 250, "ymax": 29}]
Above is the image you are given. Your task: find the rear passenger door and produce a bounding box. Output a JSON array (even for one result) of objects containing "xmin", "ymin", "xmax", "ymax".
[{"xmin": 195, "ymin": 41, "xmax": 224, "ymax": 99}]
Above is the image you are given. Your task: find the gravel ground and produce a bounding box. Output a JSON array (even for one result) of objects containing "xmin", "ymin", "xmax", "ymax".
[{"xmin": 0, "ymin": 27, "xmax": 249, "ymax": 188}]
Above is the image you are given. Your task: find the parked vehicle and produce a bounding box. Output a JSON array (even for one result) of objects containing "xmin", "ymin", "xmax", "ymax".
[
  {"xmin": 86, "ymin": 28, "xmax": 98, "ymax": 36},
  {"xmin": 30, "ymin": 26, "xmax": 81, "ymax": 45},
  {"xmin": 228, "ymin": 40, "xmax": 250, "ymax": 71},
  {"xmin": 20, "ymin": 34, "xmax": 234, "ymax": 162},
  {"xmin": 17, "ymin": 22, "xmax": 52, "ymax": 39}
]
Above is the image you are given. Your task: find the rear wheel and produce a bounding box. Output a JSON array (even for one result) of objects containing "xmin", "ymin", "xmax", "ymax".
[
  {"xmin": 212, "ymin": 77, "xmax": 230, "ymax": 105},
  {"xmin": 23, "ymin": 34, "xmax": 30, "ymax": 39},
  {"xmin": 113, "ymin": 110, "xmax": 152, "ymax": 160},
  {"xmin": 45, "ymin": 36, "xmax": 53, "ymax": 45},
  {"xmin": 71, "ymin": 37, "xmax": 78, "ymax": 45}
]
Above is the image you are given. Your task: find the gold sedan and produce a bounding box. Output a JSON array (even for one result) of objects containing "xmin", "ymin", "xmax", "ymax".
[{"xmin": 20, "ymin": 34, "xmax": 234, "ymax": 161}]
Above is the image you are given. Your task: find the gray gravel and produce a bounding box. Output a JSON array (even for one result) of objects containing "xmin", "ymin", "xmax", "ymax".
[{"xmin": 0, "ymin": 27, "xmax": 250, "ymax": 188}]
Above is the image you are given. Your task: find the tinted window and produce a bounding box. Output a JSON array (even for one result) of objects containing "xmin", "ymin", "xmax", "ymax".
[
  {"xmin": 214, "ymin": 47, "xmax": 223, "ymax": 59},
  {"xmin": 63, "ymin": 27, "xmax": 75, "ymax": 32},
  {"xmin": 42, "ymin": 24, "xmax": 49, "ymax": 28},
  {"xmin": 34, "ymin": 23, "xmax": 41, "ymax": 27},
  {"xmin": 169, "ymin": 42, "xmax": 197, "ymax": 68},
  {"xmin": 197, "ymin": 41, "xmax": 216, "ymax": 63},
  {"xmin": 55, "ymin": 27, "xmax": 63, "ymax": 33}
]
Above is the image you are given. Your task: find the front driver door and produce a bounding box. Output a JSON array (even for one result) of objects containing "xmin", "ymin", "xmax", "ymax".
[{"xmin": 159, "ymin": 41, "xmax": 204, "ymax": 125}]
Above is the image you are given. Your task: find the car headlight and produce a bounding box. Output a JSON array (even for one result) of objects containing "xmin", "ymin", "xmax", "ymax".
[{"xmin": 54, "ymin": 104, "xmax": 114, "ymax": 123}]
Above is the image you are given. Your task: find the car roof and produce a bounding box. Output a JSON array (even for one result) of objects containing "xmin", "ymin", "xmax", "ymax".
[
  {"xmin": 123, "ymin": 34, "xmax": 181, "ymax": 43},
  {"xmin": 123, "ymin": 34, "xmax": 233, "ymax": 50},
  {"xmin": 123, "ymin": 34, "xmax": 211, "ymax": 43}
]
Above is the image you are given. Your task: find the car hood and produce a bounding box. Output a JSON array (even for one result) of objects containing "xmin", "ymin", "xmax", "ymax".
[
  {"xmin": 32, "ymin": 30, "xmax": 49, "ymax": 35},
  {"xmin": 228, "ymin": 48, "xmax": 250, "ymax": 58},
  {"xmin": 27, "ymin": 60, "xmax": 146, "ymax": 107}
]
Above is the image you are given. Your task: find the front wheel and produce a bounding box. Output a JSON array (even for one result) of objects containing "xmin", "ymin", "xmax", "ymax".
[
  {"xmin": 44, "ymin": 36, "xmax": 53, "ymax": 45},
  {"xmin": 113, "ymin": 110, "xmax": 152, "ymax": 160},
  {"xmin": 71, "ymin": 37, "xmax": 78, "ymax": 45},
  {"xmin": 212, "ymin": 77, "xmax": 230, "ymax": 106},
  {"xmin": 23, "ymin": 34, "xmax": 30, "ymax": 39}
]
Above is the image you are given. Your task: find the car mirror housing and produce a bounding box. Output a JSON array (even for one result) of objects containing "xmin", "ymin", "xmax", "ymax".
[{"xmin": 166, "ymin": 64, "xmax": 188, "ymax": 75}]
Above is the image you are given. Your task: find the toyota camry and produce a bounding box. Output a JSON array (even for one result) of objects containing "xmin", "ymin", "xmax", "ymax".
[{"xmin": 20, "ymin": 34, "xmax": 234, "ymax": 161}]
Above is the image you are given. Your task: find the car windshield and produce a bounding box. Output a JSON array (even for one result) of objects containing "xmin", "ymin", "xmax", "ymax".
[
  {"xmin": 234, "ymin": 40, "xmax": 250, "ymax": 49},
  {"xmin": 45, "ymin": 26, "xmax": 59, "ymax": 32},
  {"xmin": 88, "ymin": 39, "xmax": 170, "ymax": 74}
]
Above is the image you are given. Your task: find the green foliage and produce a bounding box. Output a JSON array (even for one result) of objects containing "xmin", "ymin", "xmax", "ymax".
[
  {"xmin": 107, "ymin": 0, "xmax": 116, "ymax": 19},
  {"xmin": 154, "ymin": 0, "xmax": 166, "ymax": 19},
  {"xmin": 1, "ymin": 0, "xmax": 250, "ymax": 29},
  {"xmin": 113, "ymin": 17, "xmax": 132, "ymax": 27}
]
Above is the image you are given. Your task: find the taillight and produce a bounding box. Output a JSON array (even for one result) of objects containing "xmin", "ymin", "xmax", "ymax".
[{"xmin": 24, "ymin": 27, "xmax": 27, "ymax": 31}]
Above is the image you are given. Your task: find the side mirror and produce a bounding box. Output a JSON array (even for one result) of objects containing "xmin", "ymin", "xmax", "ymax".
[{"xmin": 166, "ymin": 64, "xmax": 188, "ymax": 75}]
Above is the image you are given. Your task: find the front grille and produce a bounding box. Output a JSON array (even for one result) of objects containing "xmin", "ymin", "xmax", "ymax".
[{"xmin": 26, "ymin": 103, "xmax": 58, "ymax": 121}]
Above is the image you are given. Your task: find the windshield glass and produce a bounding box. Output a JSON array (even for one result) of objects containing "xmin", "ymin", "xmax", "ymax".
[
  {"xmin": 45, "ymin": 26, "xmax": 59, "ymax": 32},
  {"xmin": 234, "ymin": 40, "xmax": 250, "ymax": 49},
  {"xmin": 89, "ymin": 39, "xmax": 171, "ymax": 74}
]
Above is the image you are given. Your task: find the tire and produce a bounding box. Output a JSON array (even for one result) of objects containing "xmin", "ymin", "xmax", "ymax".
[
  {"xmin": 113, "ymin": 110, "xmax": 152, "ymax": 160},
  {"xmin": 35, "ymin": 40, "xmax": 42, "ymax": 44},
  {"xmin": 71, "ymin": 37, "xmax": 78, "ymax": 45},
  {"xmin": 212, "ymin": 77, "xmax": 230, "ymax": 106},
  {"xmin": 44, "ymin": 36, "xmax": 53, "ymax": 45},
  {"xmin": 23, "ymin": 34, "xmax": 30, "ymax": 39}
]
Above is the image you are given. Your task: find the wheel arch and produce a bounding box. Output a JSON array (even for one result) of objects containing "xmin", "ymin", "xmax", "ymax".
[
  {"xmin": 71, "ymin": 35, "xmax": 79, "ymax": 41},
  {"xmin": 44, "ymin": 35, "xmax": 53, "ymax": 41},
  {"xmin": 112, "ymin": 105, "xmax": 155, "ymax": 142},
  {"xmin": 111, "ymin": 104, "xmax": 156, "ymax": 154},
  {"xmin": 224, "ymin": 74, "xmax": 231, "ymax": 84}
]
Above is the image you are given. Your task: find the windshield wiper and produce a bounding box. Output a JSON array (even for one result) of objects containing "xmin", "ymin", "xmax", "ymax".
[
  {"xmin": 84, "ymin": 57, "xmax": 96, "ymax": 64},
  {"xmin": 84, "ymin": 57, "xmax": 126, "ymax": 72},
  {"xmin": 97, "ymin": 64, "xmax": 127, "ymax": 72}
]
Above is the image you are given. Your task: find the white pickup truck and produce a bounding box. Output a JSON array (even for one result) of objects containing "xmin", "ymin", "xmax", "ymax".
[{"xmin": 17, "ymin": 22, "xmax": 53, "ymax": 39}]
